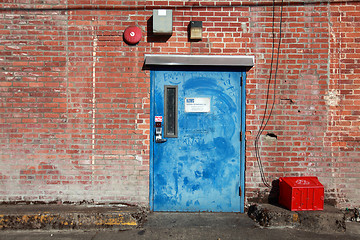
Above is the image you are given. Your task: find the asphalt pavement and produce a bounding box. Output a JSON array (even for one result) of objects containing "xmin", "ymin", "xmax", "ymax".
[{"xmin": 1, "ymin": 212, "xmax": 359, "ymax": 240}]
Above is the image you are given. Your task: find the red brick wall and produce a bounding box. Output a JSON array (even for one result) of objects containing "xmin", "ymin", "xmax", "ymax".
[
  {"xmin": 326, "ymin": 3, "xmax": 360, "ymax": 208},
  {"xmin": 0, "ymin": 1, "xmax": 359, "ymax": 209}
]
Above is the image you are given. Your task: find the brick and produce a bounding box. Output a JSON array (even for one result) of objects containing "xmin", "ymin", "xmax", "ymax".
[{"xmin": 0, "ymin": 1, "xmax": 358, "ymax": 210}]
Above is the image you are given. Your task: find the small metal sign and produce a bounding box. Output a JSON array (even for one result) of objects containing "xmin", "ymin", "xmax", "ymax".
[
  {"xmin": 185, "ymin": 98, "xmax": 211, "ymax": 113},
  {"xmin": 155, "ymin": 116, "xmax": 163, "ymax": 122}
]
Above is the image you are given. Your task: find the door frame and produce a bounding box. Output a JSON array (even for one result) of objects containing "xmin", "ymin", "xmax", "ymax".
[{"xmin": 145, "ymin": 54, "xmax": 254, "ymax": 213}]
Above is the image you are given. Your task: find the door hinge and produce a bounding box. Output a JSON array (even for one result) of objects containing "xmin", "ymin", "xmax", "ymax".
[
  {"xmin": 239, "ymin": 186, "xmax": 242, "ymax": 196},
  {"xmin": 240, "ymin": 75, "xmax": 243, "ymax": 86},
  {"xmin": 240, "ymin": 132, "xmax": 242, "ymax": 141}
]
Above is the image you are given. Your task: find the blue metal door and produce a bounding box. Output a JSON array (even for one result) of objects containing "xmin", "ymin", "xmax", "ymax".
[{"xmin": 150, "ymin": 69, "xmax": 246, "ymax": 212}]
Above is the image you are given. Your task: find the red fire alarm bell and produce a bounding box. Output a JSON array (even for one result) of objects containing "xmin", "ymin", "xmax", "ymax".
[{"xmin": 123, "ymin": 26, "xmax": 142, "ymax": 45}]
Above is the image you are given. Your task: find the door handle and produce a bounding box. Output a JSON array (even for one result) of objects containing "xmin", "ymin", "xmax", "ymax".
[{"xmin": 156, "ymin": 138, "xmax": 167, "ymax": 143}]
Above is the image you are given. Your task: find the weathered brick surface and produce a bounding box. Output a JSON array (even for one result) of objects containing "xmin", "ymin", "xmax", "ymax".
[{"xmin": 0, "ymin": 1, "xmax": 359, "ymax": 209}]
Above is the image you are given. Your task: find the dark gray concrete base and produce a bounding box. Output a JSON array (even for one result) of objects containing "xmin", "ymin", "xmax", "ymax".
[
  {"xmin": 248, "ymin": 203, "xmax": 300, "ymax": 228},
  {"xmin": 248, "ymin": 204, "xmax": 346, "ymax": 233},
  {"xmin": 0, "ymin": 204, "xmax": 147, "ymax": 230}
]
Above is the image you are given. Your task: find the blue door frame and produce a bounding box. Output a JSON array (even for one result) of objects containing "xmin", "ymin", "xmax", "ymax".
[{"xmin": 150, "ymin": 68, "xmax": 246, "ymax": 213}]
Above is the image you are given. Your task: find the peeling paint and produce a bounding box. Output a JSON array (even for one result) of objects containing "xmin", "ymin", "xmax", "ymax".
[
  {"xmin": 94, "ymin": 214, "xmax": 136, "ymax": 226},
  {"xmin": 136, "ymin": 155, "xmax": 143, "ymax": 165},
  {"xmin": 0, "ymin": 205, "xmax": 145, "ymax": 230},
  {"xmin": 241, "ymin": 22, "xmax": 247, "ymax": 33},
  {"xmin": 0, "ymin": 212, "xmax": 139, "ymax": 230},
  {"xmin": 324, "ymin": 90, "xmax": 340, "ymax": 107}
]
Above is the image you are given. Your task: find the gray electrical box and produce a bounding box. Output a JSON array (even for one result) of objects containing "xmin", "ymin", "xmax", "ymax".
[{"xmin": 153, "ymin": 9, "xmax": 173, "ymax": 35}]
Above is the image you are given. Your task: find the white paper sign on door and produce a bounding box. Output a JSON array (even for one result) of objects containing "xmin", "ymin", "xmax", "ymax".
[{"xmin": 185, "ymin": 98, "xmax": 211, "ymax": 113}]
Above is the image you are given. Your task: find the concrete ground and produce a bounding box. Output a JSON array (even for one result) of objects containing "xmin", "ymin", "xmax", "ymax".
[{"xmin": 1, "ymin": 212, "xmax": 359, "ymax": 240}]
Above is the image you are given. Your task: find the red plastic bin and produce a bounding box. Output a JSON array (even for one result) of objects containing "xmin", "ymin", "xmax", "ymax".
[{"xmin": 279, "ymin": 176, "xmax": 324, "ymax": 211}]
